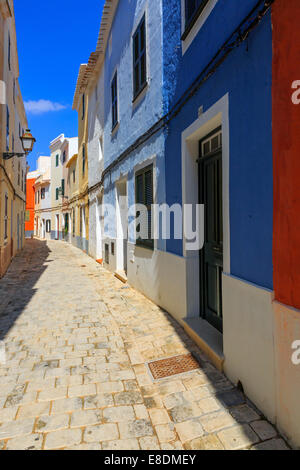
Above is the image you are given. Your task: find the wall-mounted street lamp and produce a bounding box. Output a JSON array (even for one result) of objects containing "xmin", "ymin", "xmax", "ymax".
[{"xmin": 2, "ymin": 129, "xmax": 36, "ymax": 160}]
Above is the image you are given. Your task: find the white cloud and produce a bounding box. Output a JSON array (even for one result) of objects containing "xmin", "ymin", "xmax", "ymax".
[{"xmin": 24, "ymin": 99, "xmax": 67, "ymax": 115}]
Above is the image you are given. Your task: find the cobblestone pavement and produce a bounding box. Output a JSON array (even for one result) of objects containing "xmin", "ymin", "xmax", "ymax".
[{"xmin": 0, "ymin": 239, "xmax": 290, "ymax": 450}]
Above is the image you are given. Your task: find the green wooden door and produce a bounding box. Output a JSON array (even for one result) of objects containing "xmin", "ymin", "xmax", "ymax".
[{"xmin": 199, "ymin": 129, "xmax": 223, "ymax": 332}]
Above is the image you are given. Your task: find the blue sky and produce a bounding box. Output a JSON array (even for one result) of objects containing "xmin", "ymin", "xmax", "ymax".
[{"xmin": 14, "ymin": 0, "xmax": 105, "ymax": 171}]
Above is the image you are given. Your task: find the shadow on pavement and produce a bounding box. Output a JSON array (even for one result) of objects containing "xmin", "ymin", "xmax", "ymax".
[{"xmin": 0, "ymin": 239, "xmax": 51, "ymax": 341}]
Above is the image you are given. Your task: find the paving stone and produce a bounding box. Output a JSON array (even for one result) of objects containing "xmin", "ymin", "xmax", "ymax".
[
  {"xmin": 175, "ymin": 419, "xmax": 204, "ymax": 443},
  {"xmin": 155, "ymin": 423, "xmax": 176, "ymax": 443},
  {"xmin": 38, "ymin": 387, "xmax": 67, "ymax": 402},
  {"xmin": 103, "ymin": 406, "xmax": 135, "ymax": 423},
  {"xmin": 17, "ymin": 401, "xmax": 50, "ymax": 420},
  {"xmin": 217, "ymin": 424, "xmax": 260, "ymax": 450},
  {"xmin": 0, "ymin": 406, "xmax": 18, "ymax": 423},
  {"xmin": 119, "ymin": 419, "xmax": 154, "ymax": 439},
  {"xmin": 44, "ymin": 428, "xmax": 82, "ymax": 449},
  {"xmin": 84, "ymin": 423, "xmax": 119, "ymax": 442},
  {"xmin": 102, "ymin": 439, "xmax": 140, "ymax": 450},
  {"xmin": 134, "ymin": 404, "xmax": 149, "ymax": 420},
  {"xmin": 149, "ymin": 409, "xmax": 170, "ymax": 425},
  {"xmin": 200, "ymin": 411, "xmax": 236, "ymax": 433},
  {"xmin": 139, "ymin": 436, "xmax": 160, "ymax": 450},
  {"xmin": 51, "ymin": 397, "xmax": 83, "ymax": 414},
  {"xmin": 0, "ymin": 418, "xmax": 34, "ymax": 440},
  {"xmin": 169, "ymin": 403, "xmax": 201, "ymax": 423},
  {"xmin": 68, "ymin": 384, "xmax": 96, "ymax": 398},
  {"xmin": 84, "ymin": 394, "xmax": 114, "ymax": 409},
  {"xmin": 229, "ymin": 405, "xmax": 260, "ymax": 423},
  {"xmin": 250, "ymin": 420, "xmax": 277, "ymax": 440},
  {"xmin": 185, "ymin": 434, "xmax": 224, "ymax": 450},
  {"xmin": 96, "ymin": 382, "xmax": 124, "ymax": 393},
  {"xmin": 251, "ymin": 438, "xmax": 290, "ymax": 451},
  {"xmin": 67, "ymin": 443, "xmax": 102, "ymax": 450},
  {"xmin": 5, "ymin": 433, "xmax": 43, "ymax": 450},
  {"xmin": 70, "ymin": 409, "xmax": 102, "ymax": 428},
  {"xmin": 216, "ymin": 390, "xmax": 245, "ymax": 408},
  {"xmin": 35, "ymin": 414, "xmax": 70, "ymax": 433},
  {"xmin": 114, "ymin": 391, "xmax": 143, "ymax": 406},
  {"xmin": 198, "ymin": 397, "xmax": 220, "ymax": 414}
]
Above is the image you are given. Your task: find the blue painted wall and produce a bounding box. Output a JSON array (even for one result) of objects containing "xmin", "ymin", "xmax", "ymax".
[
  {"xmin": 162, "ymin": 0, "xmax": 273, "ymax": 290},
  {"xmin": 102, "ymin": 0, "xmax": 166, "ymax": 248}
]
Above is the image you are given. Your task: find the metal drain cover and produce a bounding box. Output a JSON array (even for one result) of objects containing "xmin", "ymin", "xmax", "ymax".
[{"xmin": 148, "ymin": 353, "xmax": 200, "ymax": 380}]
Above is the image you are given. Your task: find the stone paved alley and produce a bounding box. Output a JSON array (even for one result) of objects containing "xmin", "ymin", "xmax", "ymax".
[{"xmin": 0, "ymin": 240, "xmax": 290, "ymax": 450}]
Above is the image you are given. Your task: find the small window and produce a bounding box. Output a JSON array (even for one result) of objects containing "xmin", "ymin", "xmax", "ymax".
[
  {"xmin": 73, "ymin": 169, "xmax": 75, "ymax": 184},
  {"xmin": 133, "ymin": 15, "xmax": 147, "ymax": 100},
  {"xmin": 111, "ymin": 72, "xmax": 118, "ymax": 130},
  {"xmin": 72, "ymin": 208, "xmax": 75, "ymax": 236},
  {"xmin": 111, "ymin": 242, "xmax": 115, "ymax": 256},
  {"xmin": 62, "ymin": 150, "xmax": 66, "ymax": 163},
  {"xmin": 182, "ymin": 0, "xmax": 210, "ymax": 40},
  {"xmin": 105, "ymin": 243, "xmax": 109, "ymax": 264},
  {"xmin": 6, "ymin": 106, "xmax": 9, "ymax": 151},
  {"xmin": 56, "ymin": 154, "xmax": 59, "ymax": 167},
  {"xmin": 61, "ymin": 179, "xmax": 65, "ymax": 196},
  {"xmin": 135, "ymin": 164, "xmax": 154, "ymax": 249},
  {"xmin": 56, "ymin": 188, "xmax": 59, "ymax": 200},
  {"xmin": 41, "ymin": 188, "xmax": 45, "ymax": 200},
  {"xmin": 82, "ymin": 94, "xmax": 85, "ymax": 120},
  {"xmin": 82, "ymin": 144, "xmax": 86, "ymax": 175},
  {"xmin": 4, "ymin": 194, "xmax": 8, "ymax": 239},
  {"xmin": 8, "ymin": 32, "xmax": 11, "ymax": 70},
  {"xmin": 46, "ymin": 220, "xmax": 51, "ymax": 233}
]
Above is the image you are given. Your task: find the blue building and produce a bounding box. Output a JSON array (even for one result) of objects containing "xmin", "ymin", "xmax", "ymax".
[{"xmin": 86, "ymin": 0, "xmax": 277, "ymax": 430}]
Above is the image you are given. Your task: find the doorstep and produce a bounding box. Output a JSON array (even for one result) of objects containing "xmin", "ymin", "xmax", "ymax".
[
  {"xmin": 182, "ymin": 317, "xmax": 224, "ymax": 372},
  {"xmin": 114, "ymin": 270, "xmax": 128, "ymax": 284}
]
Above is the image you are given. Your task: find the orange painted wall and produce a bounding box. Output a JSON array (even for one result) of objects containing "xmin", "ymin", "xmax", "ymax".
[
  {"xmin": 272, "ymin": 0, "xmax": 300, "ymax": 309},
  {"xmin": 25, "ymin": 178, "xmax": 35, "ymax": 232}
]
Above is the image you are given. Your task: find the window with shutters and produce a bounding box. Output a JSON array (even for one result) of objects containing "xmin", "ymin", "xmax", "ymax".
[
  {"xmin": 82, "ymin": 94, "xmax": 85, "ymax": 120},
  {"xmin": 41, "ymin": 188, "xmax": 45, "ymax": 200},
  {"xmin": 182, "ymin": 0, "xmax": 211, "ymax": 40},
  {"xmin": 8, "ymin": 32, "xmax": 11, "ymax": 70},
  {"xmin": 46, "ymin": 220, "xmax": 51, "ymax": 233},
  {"xmin": 4, "ymin": 194, "xmax": 8, "ymax": 239},
  {"xmin": 82, "ymin": 144, "xmax": 86, "ymax": 175},
  {"xmin": 56, "ymin": 154, "xmax": 59, "ymax": 167},
  {"xmin": 56, "ymin": 188, "xmax": 59, "ymax": 200},
  {"xmin": 61, "ymin": 179, "xmax": 65, "ymax": 196},
  {"xmin": 111, "ymin": 72, "xmax": 118, "ymax": 130},
  {"xmin": 133, "ymin": 15, "xmax": 147, "ymax": 100},
  {"xmin": 62, "ymin": 151, "xmax": 66, "ymax": 163},
  {"xmin": 6, "ymin": 106, "xmax": 9, "ymax": 151},
  {"xmin": 72, "ymin": 208, "xmax": 75, "ymax": 236},
  {"xmin": 135, "ymin": 164, "xmax": 154, "ymax": 249}
]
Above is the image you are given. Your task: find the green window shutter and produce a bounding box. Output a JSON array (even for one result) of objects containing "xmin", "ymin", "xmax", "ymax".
[
  {"xmin": 56, "ymin": 154, "xmax": 59, "ymax": 167},
  {"xmin": 61, "ymin": 179, "xmax": 65, "ymax": 196},
  {"xmin": 135, "ymin": 165, "xmax": 153, "ymax": 249},
  {"xmin": 56, "ymin": 188, "xmax": 58, "ymax": 200}
]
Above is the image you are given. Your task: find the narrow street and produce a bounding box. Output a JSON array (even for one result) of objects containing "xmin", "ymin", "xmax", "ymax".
[{"xmin": 0, "ymin": 240, "xmax": 289, "ymax": 450}]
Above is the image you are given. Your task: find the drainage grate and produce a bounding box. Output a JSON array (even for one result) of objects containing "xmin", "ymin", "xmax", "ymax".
[{"xmin": 148, "ymin": 353, "xmax": 200, "ymax": 380}]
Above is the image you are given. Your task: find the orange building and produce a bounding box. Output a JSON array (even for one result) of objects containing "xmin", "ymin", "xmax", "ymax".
[{"xmin": 25, "ymin": 171, "xmax": 37, "ymax": 238}]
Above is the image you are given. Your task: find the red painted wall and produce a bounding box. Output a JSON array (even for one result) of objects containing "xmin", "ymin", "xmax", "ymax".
[
  {"xmin": 272, "ymin": 0, "xmax": 300, "ymax": 309},
  {"xmin": 25, "ymin": 178, "xmax": 35, "ymax": 233}
]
